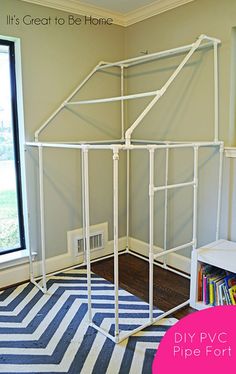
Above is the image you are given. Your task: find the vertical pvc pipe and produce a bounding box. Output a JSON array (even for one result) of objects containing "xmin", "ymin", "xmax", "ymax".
[
  {"xmin": 38, "ymin": 146, "xmax": 47, "ymax": 292},
  {"xmin": 81, "ymin": 149, "xmax": 86, "ymax": 264},
  {"xmin": 113, "ymin": 148, "xmax": 120, "ymax": 341},
  {"xmin": 121, "ymin": 66, "xmax": 125, "ymax": 141},
  {"xmin": 126, "ymin": 150, "xmax": 130, "ymax": 251},
  {"xmin": 28, "ymin": 245, "xmax": 34, "ymax": 283},
  {"xmin": 149, "ymin": 148, "xmax": 154, "ymax": 322},
  {"xmin": 216, "ymin": 143, "xmax": 224, "ymax": 240},
  {"xmin": 163, "ymin": 146, "xmax": 169, "ymax": 267},
  {"xmin": 192, "ymin": 146, "xmax": 199, "ymax": 251},
  {"xmin": 214, "ymin": 42, "xmax": 219, "ymax": 142},
  {"xmin": 83, "ymin": 148, "xmax": 92, "ymax": 323}
]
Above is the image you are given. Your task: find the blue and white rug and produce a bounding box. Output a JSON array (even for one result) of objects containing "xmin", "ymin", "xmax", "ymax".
[{"xmin": 0, "ymin": 269, "xmax": 177, "ymax": 374}]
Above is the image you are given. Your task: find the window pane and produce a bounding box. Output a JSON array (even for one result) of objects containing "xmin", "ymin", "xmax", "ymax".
[{"xmin": 0, "ymin": 43, "xmax": 22, "ymax": 253}]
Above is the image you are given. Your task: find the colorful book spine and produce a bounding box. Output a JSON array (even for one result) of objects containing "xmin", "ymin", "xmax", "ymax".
[{"xmin": 197, "ymin": 263, "xmax": 236, "ymax": 306}]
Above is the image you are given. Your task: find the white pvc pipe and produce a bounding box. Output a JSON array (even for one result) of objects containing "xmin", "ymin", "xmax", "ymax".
[
  {"xmin": 81, "ymin": 150, "xmax": 86, "ymax": 264},
  {"xmin": 117, "ymin": 299, "xmax": 190, "ymax": 344},
  {"xmin": 149, "ymin": 149, "xmax": 155, "ymax": 322},
  {"xmin": 154, "ymin": 180, "xmax": 194, "ymax": 192},
  {"xmin": 164, "ymin": 147, "xmax": 169, "ymax": 267},
  {"xmin": 159, "ymin": 263, "xmax": 190, "ymax": 279},
  {"xmin": 121, "ymin": 66, "xmax": 125, "ymax": 140},
  {"xmin": 113, "ymin": 148, "xmax": 120, "ymax": 339},
  {"xmin": 126, "ymin": 150, "xmax": 130, "ymax": 250},
  {"xmin": 41, "ymin": 251, "xmax": 127, "ymax": 281},
  {"xmin": 83, "ymin": 148, "xmax": 92, "ymax": 323},
  {"xmin": 90, "ymin": 250, "xmax": 126, "ymax": 264},
  {"xmin": 26, "ymin": 141, "xmax": 222, "ymax": 151},
  {"xmin": 96, "ymin": 45, "xmax": 194, "ymax": 70},
  {"xmin": 192, "ymin": 147, "xmax": 199, "ymax": 249},
  {"xmin": 66, "ymin": 90, "xmax": 158, "ymax": 105},
  {"xmin": 26, "ymin": 142, "xmax": 118, "ymax": 150},
  {"xmin": 132, "ymin": 139, "xmax": 222, "ymax": 145},
  {"xmin": 92, "ymin": 299, "xmax": 190, "ymax": 345},
  {"xmin": 38, "ymin": 146, "xmax": 47, "ymax": 292},
  {"xmin": 34, "ymin": 35, "xmax": 220, "ymax": 143},
  {"xmin": 118, "ymin": 320, "xmax": 154, "ymax": 342},
  {"xmin": 127, "ymin": 249, "xmax": 190, "ymax": 279},
  {"xmin": 153, "ymin": 241, "xmax": 194, "ymax": 259},
  {"xmin": 127, "ymin": 42, "xmax": 217, "ymax": 69},
  {"xmin": 214, "ymin": 42, "xmax": 219, "ymax": 142},
  {"xmin": 216, "ymin": 143, "xmax": 224, "ymax": 240},
  {"xmin": 152, "ymin": 299, "xmax": 190, "ymax": 322},
  {"xmin": 96, "ymin": 36, "xmax": 220, "ymax": 70},
  {"xmin": 28, "ymin": 236, "xmax": 35, "ymax": 285}
]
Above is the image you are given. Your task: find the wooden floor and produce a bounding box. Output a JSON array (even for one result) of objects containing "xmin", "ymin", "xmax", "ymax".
[{"xmin": 92, "ymin": 254, "xmax": 195, "ymax": 319}]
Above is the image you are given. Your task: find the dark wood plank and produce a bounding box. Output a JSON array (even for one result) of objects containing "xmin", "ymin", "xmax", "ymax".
[{"xmin": 92, "ymin": 254, "xmax": 196, "ymax": 319}]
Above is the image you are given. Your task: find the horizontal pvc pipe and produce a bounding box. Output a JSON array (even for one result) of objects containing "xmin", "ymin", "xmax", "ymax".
[
  {"xmin": 117, "ymin": 321, "xmax": 155, "ymax": 343},
  {"xmin": 31, "ymin": 138, "xmax": 221, "ymax": 151},
  {"xmin": 65, "ymin": 90, "xmax": 158, "ymax": 105},
  {"xmin": 152, "ymin": 299, "xmax": 190, "ymax": 321},
  {"xmin": 132, "ymin": 140, "xmax": 223, "ymax": 147},
  {"xmin": 132, "ymin": 142, "xmax": 222, "ymax": 149},
  {"xmin": 96, "ymin": 36, "xmax": 220, "ymax": 70},
  {"xmin": 153, "ymin": 241, "xmax": 194, "ymax": 259},
  {"xmin": 33, "ymin": 251, "xmax": 127, "ymax": 282},
  {"xmin": 127, "ymin": 42, "xmax": 217, "ymax": 68},
  {"xmin": 154, "ymin": 180, "xmax": 194, "ymax": 192},
  {"xmin": 26, "ymin": 142, "xmax": 117, "ymax": 150},
  {"xmin": 32, "ymin": 247, "xmax": 190, "ymax": 286},
  {"xmin": 127, "ymin": 249, "xmax": 190, "ymax": 279},
  {"xmin": 51, "ymin": 140, "xmax": 124, "ymax": 145},
  {"xmin": 91, "ymin": 298, "xmax": 190, "ymax": 344},
  {"xmin": 25, "ymin": 141, "xmax": 222, "ymax": 151},
  {"xmin": 161, "ymin": 264, "xmax": 190, "ymax": 279},
  {"xmin": 123, "ymin": 142, "xmax": 222, "ymax": 151},
  {"xmin": 90, "ymin": 250, "xmax": 126, "ymax": 264}
]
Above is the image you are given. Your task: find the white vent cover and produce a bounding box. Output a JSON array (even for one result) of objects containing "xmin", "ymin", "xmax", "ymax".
[
  {"xmin": 67, "ymin": 222, "xmax": 108, "ymax": 258},
  {"xmin": 77, "ymin": 231, "xmax": 104, "ymax": 253}
]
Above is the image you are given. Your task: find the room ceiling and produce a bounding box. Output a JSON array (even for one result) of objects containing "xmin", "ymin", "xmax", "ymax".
[
  {"xmin": 79, "ymin": 0, "xmax": 163, "ymax": 14},
  {"xmin": 19, "ymin": 0, "xmax": 194, "ymax": 26}
]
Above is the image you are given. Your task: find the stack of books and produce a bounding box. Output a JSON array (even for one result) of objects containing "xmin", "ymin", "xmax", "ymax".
[{"xmin": 198, "ymin": 263, "xmax": 236, "ymax": 306}]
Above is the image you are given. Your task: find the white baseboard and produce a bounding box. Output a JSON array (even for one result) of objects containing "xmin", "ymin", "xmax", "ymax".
[
  {"xmin": 128, "ymin": 237, "xmax": 191, "ymax": 274},
  {"xmin": 0, "ymin": 236, "xmax": 127, "ymax": 289},
  {"xmin": 0, "ymin": 235, "xmax": 191, "ymax": 289}
]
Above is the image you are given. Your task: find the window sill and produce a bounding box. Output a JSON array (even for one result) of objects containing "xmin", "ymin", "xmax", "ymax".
[
  {"xmin": 0, "ymin": 249, "xmax": 29, "ymax": 269},
  {"xmin": 225, "ymin": 147, "xmax": 236, "ymax": 158}
]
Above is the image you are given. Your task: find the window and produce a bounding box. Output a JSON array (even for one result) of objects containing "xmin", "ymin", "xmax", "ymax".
[{"xmin": 0, "ymin": 39, "xmax": 26, "ymax": 255}]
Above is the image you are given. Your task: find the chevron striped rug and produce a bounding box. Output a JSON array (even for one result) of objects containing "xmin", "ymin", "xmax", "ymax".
[{"xmin": 0, "ymin": 268, "xmax": 177, "ymax": 374}]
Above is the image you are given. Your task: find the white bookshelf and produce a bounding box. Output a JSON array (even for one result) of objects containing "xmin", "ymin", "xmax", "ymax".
[{"xmin": 190, "ymin": 239, "xmax": 236, "ymax": 310}]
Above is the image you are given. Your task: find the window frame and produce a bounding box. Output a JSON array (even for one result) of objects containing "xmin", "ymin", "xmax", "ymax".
[{"xmin": 0, "ymin": 36, "xmax": 28, "ymax": 257}]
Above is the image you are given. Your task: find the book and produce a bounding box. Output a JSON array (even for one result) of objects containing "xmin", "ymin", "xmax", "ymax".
[
  {"xmin": 224, "ymin": 274, "xmax": 236, "ymax": 289},
  {"xmin": 197, "ymin": 263, "xmax": 236, "ymax": 306},
  {"xmin": 229, "ymin": 285, "xmax": 236, "ymax": 305}
]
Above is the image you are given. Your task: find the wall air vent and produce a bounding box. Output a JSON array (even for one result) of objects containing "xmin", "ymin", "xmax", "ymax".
[
  {"xmin": 67, "ymin": 222, "xmax": 108, "ymax": 258},
  {"xmin": 77, "ymin": 231, "xmax": 104, "ymax": 253}
]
